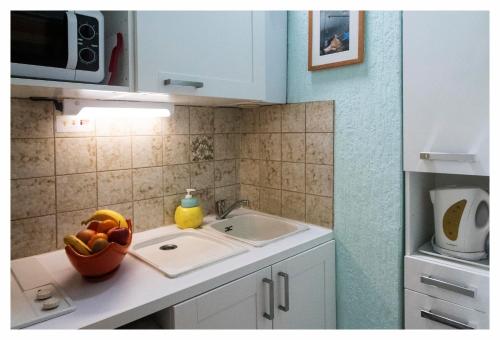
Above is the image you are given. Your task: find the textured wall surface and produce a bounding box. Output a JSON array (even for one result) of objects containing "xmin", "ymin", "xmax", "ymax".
[{"xmin": 287, "ymin": 11, "xmax": 404, "ymax": 328}]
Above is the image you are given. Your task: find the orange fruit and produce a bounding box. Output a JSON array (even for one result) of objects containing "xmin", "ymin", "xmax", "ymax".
[
  {"xmin": 86, "ymin": 221, "xmax": 100, "ymax": 231},
  {"xmin": 96, "ymin": 219, "xmax": 118, "ymax": 233},
  {"xmin": 88, "ymin": 233, "xmax": 108, "ymax": 248},
  {"xmin": 76, "ymin": 229, "xmax": 96, "ymax": 244}
]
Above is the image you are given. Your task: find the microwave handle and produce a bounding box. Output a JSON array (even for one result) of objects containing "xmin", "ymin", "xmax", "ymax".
[{"xmin": 66, "ymin": 11, "xmax": 78, "ymax": 70}]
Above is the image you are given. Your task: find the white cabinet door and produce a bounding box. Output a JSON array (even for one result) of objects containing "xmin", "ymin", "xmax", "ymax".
[
  {"xmin": 272, "ymin": 241, "xmax": 335, "ymax": 329},
  {"xmin": 403, "ymin": 11, "xmax": 489, "ymax": 176},
  {"xmin": 161, "ymin": 267, "xmax": 273, "ymax": 329},
  {"xmin": 135, "ymin": 11, "xmax": 286, "ymax": 103}
]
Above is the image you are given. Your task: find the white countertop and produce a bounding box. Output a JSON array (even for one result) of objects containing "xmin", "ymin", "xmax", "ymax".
[{"xmin": 16, "ymin": 209, "xmax": 333, "ymax": 329}]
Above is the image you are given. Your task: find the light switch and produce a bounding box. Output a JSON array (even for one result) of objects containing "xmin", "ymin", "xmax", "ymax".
[{"xmin": 56, "ymin": 115, "xmax": 93, "ymax": 133}]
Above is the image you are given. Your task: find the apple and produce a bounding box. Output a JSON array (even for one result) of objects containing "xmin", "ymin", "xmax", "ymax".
[{"xmin": 107, "ymin": 227, "xmax": 130, "ymax": 245}]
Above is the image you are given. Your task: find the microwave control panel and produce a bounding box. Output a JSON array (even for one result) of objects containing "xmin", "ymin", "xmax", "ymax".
[{"xmin": 76, "ymin": 14, "xmax": 99, "ymax": 72}]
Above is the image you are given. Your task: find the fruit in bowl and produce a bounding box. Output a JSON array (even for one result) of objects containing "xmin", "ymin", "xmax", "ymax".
[{"xmin": 63, "ymin": 209, "xmax": 133, "ymax": 277}]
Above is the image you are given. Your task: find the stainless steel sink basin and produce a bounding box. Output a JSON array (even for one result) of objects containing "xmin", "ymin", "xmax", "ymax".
[{"xmin": 206, "ymin": 214, "xmax": 309, "ymax": 247}]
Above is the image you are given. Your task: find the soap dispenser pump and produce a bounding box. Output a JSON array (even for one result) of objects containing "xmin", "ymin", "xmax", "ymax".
[{"xmin": 174, "ymin": 189, "xmax": 204, "ymax": 229}]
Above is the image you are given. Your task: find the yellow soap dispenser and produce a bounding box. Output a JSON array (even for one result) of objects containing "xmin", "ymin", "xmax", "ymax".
[{"xmin": 174, "ymin": 189, "xmax": 204, "ymax": 229}]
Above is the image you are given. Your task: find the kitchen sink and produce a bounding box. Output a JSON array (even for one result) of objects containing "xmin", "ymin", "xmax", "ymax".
[
  {"xmin": 206, "ymin": 214, "xmax": 309, "ymax": 247},
  {"xmin": 129, "ymin": 229, "xmax": 247, "ymax": 277}
]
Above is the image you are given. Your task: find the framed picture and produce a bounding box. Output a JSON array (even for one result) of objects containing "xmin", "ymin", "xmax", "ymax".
[{"xmin": 308, "ymin": 11, "xmax": 365, "ymax": 71}]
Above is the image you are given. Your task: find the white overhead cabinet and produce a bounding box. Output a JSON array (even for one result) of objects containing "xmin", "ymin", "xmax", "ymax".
[
  {"xmin": 156, "ymin": 241, "xmax": 335, "ymax": 329},
  {"xmin": 403, "ymin": 11, "xmax": 489, "ymax": 176},
  {"xmin": 134, "ymin": 11, "xmax": 287, "ymax": 104}
]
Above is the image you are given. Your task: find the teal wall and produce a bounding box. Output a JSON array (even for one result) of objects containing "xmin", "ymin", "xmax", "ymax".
[{"xmin": 287, "ymin": 11, "xmax": 404, "ymax": 328}]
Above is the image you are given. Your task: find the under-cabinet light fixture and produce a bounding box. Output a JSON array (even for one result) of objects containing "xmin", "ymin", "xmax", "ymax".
[{"xmin": 63, "ymin": 99, "xmax": 173, "ymax": 118}]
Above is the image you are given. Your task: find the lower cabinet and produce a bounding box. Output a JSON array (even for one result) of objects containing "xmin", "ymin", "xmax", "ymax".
[{"xmin": 155, "ymin": 241, "xmax": 335, "ymax": 329}]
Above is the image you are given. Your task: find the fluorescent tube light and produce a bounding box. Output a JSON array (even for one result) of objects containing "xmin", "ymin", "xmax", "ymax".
[{"xmin": 63, "ymin": 99, "xmax": 173, "ymax": 118}]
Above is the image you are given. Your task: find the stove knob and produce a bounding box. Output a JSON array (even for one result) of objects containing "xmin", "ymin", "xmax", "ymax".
[
  {"xmin": 79, "ymin": 48, "xmax": 95, "ymax": 64},
  {"xmin": 79, "ymin": 24, "xmax": 95, "ymax": 40}
]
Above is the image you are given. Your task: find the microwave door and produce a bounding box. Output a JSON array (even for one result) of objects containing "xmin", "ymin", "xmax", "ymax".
[{"xmin": 11, "ymin": 11, "xmax": 77, "ymax": 80}]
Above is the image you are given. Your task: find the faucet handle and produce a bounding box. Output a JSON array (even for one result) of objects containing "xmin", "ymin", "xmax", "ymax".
[{"xmin": 215, "ymin": 199, "xmax": 226, "ymax": 216}]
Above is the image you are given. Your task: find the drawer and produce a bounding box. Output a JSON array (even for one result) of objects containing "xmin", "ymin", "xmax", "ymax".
[
  {"xmin": 405, "ymin": 255, "xmax": 489, "ymax": 312},
  {"xmin": 405, "ymin": 289, "xmax": 488, "ymax": 329}
]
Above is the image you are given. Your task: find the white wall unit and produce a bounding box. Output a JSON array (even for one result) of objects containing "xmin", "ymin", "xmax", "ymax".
[
  {"xmin": 159, "ymin": 241, "xmax": 335, "ymax": 329},
  {"xmin": 403, "ymin": 11, "xmax": 489, "ymax": 176},
  {"xmin": 134, "ymin": 11, "xmax": 287, "ymax": 104}
]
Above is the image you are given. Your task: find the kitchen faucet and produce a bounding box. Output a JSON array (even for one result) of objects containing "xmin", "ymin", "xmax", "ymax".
[{"xmin": 215, "ymin": 199, "xmax": 249, "ymax": 220}]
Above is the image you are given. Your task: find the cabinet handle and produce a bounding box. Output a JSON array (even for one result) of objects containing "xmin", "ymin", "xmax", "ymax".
[
  {"xmin": 420, "ymin": 275, "xmax": 475, "ymax": 298},
  {"xmin": 262, "ymin": 278, "xmax": 274, "ymax": 320},
  {"xmin": 420, "ymin": 310, "xmax": 474, "ymax": 329},
  {"xmin": 278, "ymin": 272, "xmax": 289, "ymax": 312},
  {"xmin": 419, "ymin": 152, "xmax": 475, "ymax": 162},
  {"xmin": 164, "ymin": 79, "xmax": 204, "ymax": 89}
]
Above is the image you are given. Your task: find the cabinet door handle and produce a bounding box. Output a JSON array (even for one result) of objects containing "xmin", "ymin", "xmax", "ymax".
[
  {"xmin": 164, "ymin": 79, "xmax": 204, "ymax": 89},
  {"xmin": 278, "ymin": 272, "xmax": 289, "ymax": 312},
  {"xmin": 420, "ymin": 152, "xmax": 475, "ymax": 162},
  {"xmin": 420, "ymin": 310, "xmax": 474, "ymax": 329},
  {"xmin": 420, "ymin": 275, "xmax": 475, "ymax": 297},
  {"xmin": 262, "ymin": 278, "xmax": 274, "ymax": 320}
]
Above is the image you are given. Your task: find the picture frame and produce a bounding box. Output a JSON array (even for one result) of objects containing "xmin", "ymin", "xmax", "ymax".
[{"xmin": 308, "ymin": 11, "xmax": 365, "ymax": 71}]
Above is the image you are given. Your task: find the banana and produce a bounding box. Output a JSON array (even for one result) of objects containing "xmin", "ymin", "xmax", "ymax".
[
  {"xmin": 64, "ymin": 235, "xmax": 91, "ymax": 255},
  {"xmin": 81, "ymin": 209, "xmax": 128, "ymax": 228}
]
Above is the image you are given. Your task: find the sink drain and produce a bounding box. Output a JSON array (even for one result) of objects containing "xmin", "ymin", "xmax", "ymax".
[{"xmin": 159, "ymin": 244, "xmax": 177, "ymax": 250}]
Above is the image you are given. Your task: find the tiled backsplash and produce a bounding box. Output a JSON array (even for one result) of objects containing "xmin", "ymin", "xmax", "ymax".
[{"xmin": 10, "ymin": 98, "xmax": 334, "ymax": 259}]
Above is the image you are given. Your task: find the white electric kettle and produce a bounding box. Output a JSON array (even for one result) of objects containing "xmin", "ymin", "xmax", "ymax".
[{"xmin": 430, "ymin": 186, "xmax": 489, "ymax": 261}]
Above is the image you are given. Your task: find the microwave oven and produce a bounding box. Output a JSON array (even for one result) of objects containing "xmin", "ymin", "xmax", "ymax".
[{"xmin": 11, "ymin": 11, "xmax": 104, "ymax": 83}]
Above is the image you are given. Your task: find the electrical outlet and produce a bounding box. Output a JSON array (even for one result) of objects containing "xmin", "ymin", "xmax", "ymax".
[{"xmin": 56, "ymin": 115, "xmax": 93, "ymax": 133}]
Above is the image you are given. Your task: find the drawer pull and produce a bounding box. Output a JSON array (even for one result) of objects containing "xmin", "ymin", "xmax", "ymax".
[
  {"xmin": 420, "ymin": 275, "xmax": 475, "ymax": 297},
  {"xmin": 420, "ymin": 310, "xmax": 474, "ymax": 329},
  {"xmin": 419, "ymin": 152, "xmax": 475, "ymax": 162},
  {"xmin": 164, "ymin": 79, "xmax": 204, "ymax": 89},
  {"xmin": 278, "ymin": 272, "xmax": 290, "ymax": 312},
  {"xmin": 262, "ymin": 278, "xmax": 274, "ymax": 320}
]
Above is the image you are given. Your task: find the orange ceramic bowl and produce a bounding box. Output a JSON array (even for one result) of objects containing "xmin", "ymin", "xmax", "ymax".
[{"xmin": 65, "ymin": 219, "xmax": 133, "ymax": 278}]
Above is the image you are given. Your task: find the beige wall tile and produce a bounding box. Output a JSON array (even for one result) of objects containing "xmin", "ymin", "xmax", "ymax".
[
  {"xmin": 305, "ymin": 101, "xmax": 334, "ymax": 132},
  {"xmin": 98, "ymin": 170, "xmax": 133, "ymax": 206},
  {"xmin": 97, "ymin": 136, "xmax": 131, "ymax": 171},
  {"xmin": 260, "ymin": 133, "xmax": 281, "ymax": 161},
  {"xmin": 282, "ymin": 103, "xmax": 305, "ymax": 132},
  {"xmin": 282, "ymin": 191, "xmax": 306, "ymax": 221},
  {"xmin": 163, "ymin": 135, "xmax": 190, "ymax": 165},
  {"xmin": 163, "ymin": 164, "xmax": 190, "ymax": 195},
  {"xmin": 129, "ymin": 117, "xmax": 162, "ymax": 135},
  {"xmin": 240, "ymin": 108, "xmax": 259, "ymax": 133},
  {"xmin": 11, "ymin": 215, "xmax": 56, "ymax": 259},
  {"xmin": 191, "ymin": 134, "xmax": 214, "ymax": 162},
  {"xmin": 240, "ymin": 133, "xmax": 260, "ymax": 159},
  {"xmin": 282, "ymin": 133, "xmax": 305, "ymax": 162},
  {"xmin": 164, "ymin": 194, "xmax": 183, "ymax": 225},
  {"xmin": 56, "ymin": 173, "xmax": 97, "ymax": 212},
  {"xmin": 215, "ymin": 160, "xmax": 236, "ymax": 187},
  {"xmin": 98, "ymin": 202, "xmax": 133, "ymax": 222},
  {"xmin": 55, "ymin": 137, "xmax": 96, "ymax": 175},
  {"xmin": 132, "ymin": 136, "xmax": 162, "ymax": 168},
  {"xmin": 259, "ymin": 106, "xmax": 281, "ymax": 132},
  {"xmin": 56, "ymin": 208, "xmax": 95, "ymax": 248},
  {"xmin": 11, "ymin": 177, "xmax": 56, "ymax": 219},
  {"xmin": 214, "ymin": 134, "xmax": 238, "ymax": 160},
  {"xmin": 259, "ymin": 160, "xmax": 281, "ymax": 189},
  {"xmin": 132, "ymin": 167, "xmax": 162, "ymax": 201},
  {"xmin": 133, "ymin": 198, "xmax": 164, "ymax": 232},
  {"xmin": 190, "ymin": 107, "xmax": 214, "ymax": 134},
  {"xmin": 190, "ymin": 162, "xmax": 214, "ymax": 189},
  {"xmin": 11, "ymin": 138, "xmax": 54, "ymax": 179},
  {"xmin": 196, "ymin": 187, "xmax": 215, "ymax": 215},
  {"xmin": 164, "ymin": 106, "xmax": 189, "ymax": 134},
  {"xmin": 214, "ymin": 107, "xmax": 240, "ymax": 133},
  {"xmin": 239, "ymin": 184, "xmax": 259, "ymax": 210},
  {"xmin": 259, "ymin": 187, "xmax": 281, "ymax": 215},
  {"xmin": 282, "ymin": 162, "xmax": 305, "ymax": 192},
  {"xmin": 306, "ymin": 133, "xmax": 333, "ymax": 165},
  {"xmin": 306, "ymin": 195, "xmax": 333, "ymax": 228},
  {"xmin": 215, "ymin": 185, "xmax": 239, "ymax": 207},
  {"xmin": 96, "ymin": 117, "xmax": 130, "ymax": 136},
  {"xmin": 239, "ymin": 159, "xmax": 259, "ymax": 185},
  {"xmin": 306, "ymin": 164, "xmax": 333, "ymax": 197},
  {"xmin": 11, "ymin": 99, "xmax": 54, "ymax": 138}
]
